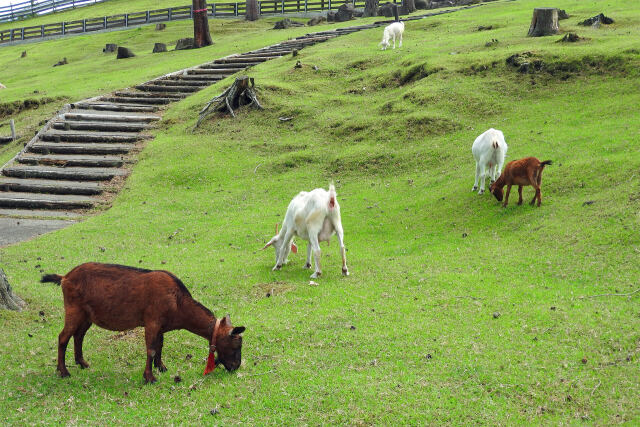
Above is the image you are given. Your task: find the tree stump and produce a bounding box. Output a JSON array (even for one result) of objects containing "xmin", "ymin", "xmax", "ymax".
[
  {"xmin": 195, "ymin": 76, "xmax": 263, "ymax": 128},
  {"xmin": 155, "ymin": 23, "xmax": 167, "ymax": 30},
  {"xmin": 175, "ymin": 38, "xmax": 195, "ymax": 50},
  {"xmin": 335, "ymin": 3, "xmax": 355, "ymax": 22},
  {"xmin": 246, "ymin": 0, "xmax": 259, "ymax": 21},
  {"xmin": 0, "ymin": 269, "xmax": 26, "ymax": 311},
  {"xmin": 103, "ymin": 43, "xmax": 117, "ymax": 53},
  {"xmin": 527, "ymin": 8, "xmax": 559, "ymax": 37},
  {"xmin": 153, "ymin": 43, "xmax": 167, "ymax": 53},
  {"xmin": 21, "ymin": 50, "xmax": 27, "ymax": 58},
  {"xmin": 116, "ymin": 47, "xmax": 135, "ymax": 58},
  {"xmin": 363, "ymin": 0, "xmax": 379, "ymax": 17},
  {"xmin": 402, "ymin": 0, "xmax": 416, "ymax": 15},
  {"xmin": 192, "ymin": 0, "xmax": 213, "ymax": 48}
]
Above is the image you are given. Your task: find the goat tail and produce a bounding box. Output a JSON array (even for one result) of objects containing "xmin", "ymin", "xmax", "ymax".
[
  {"xmin": 328, "ymin": 183, "xmax": 337, "ymax": 209},
  {"xmin": 540, "ymin": 160, "xmax": 553, "ymax": 168},
  {"xmin": 41, "ymin": 274, "xmax": 63, "ymax": 285}
]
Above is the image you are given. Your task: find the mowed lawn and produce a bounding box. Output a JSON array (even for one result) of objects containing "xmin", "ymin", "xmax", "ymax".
[{"xmin": 1, "ymin": 0, "xmax": 639, "ymax": 424}]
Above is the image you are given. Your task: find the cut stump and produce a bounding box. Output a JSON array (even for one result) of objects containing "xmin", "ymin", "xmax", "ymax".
[
  {"xmin": 0, "ymin": 269, "xmax": 26, "ymax": 311},
  {"xmin": 195, "ymin": 76, "xmax": 263, "ymax": 128},
  {"xmin": 527, "ymin": 8, "xmax": 559, "ymax": 37}
]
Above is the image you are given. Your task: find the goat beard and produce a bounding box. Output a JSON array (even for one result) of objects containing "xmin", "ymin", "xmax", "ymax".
[{"xmin": 204, "ymin": 352, "xmax": 216, "ymax": 375}]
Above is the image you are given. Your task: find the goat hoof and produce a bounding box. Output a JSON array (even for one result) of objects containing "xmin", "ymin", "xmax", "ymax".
[
  {"xmin": 76, "ymin": 359, "xmax": 90, "ymax": 369},
  {"xmin": 272, "ymin": 265, "xmax": 282, "ymax": 271},
  {"xmin": 304, "ymin": 263, "xmax": 311, "ymax": 269},
  {"xmin": 144, "ymin": 374, "xmax": 157, "ymax": 384},
  {"xmin": 342, "ymin": 268, "xmax": 349, "ymax": 276},
  {"xmin": 157, "ymin": 364, "xmax": 167, "ymax": 373},
  {"xmin": 58, "ymin": 368, "xmax": 71, "ymax": 378},
  {"xmin": 478, "ymin": 190, "xmax": 484, "ymax": 195},
  {"xmin": 472, "ymin": 186, "xmax": 478, "ymax": 192},
  {"xmin": 310, "ymin": 272, "xmax": 321, "ymax": 279}
]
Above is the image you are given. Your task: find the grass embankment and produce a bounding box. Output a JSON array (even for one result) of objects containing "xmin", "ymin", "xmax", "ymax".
[{"xmin": 1, "ymin": 0, "xmax": 640, "ymax": 423}]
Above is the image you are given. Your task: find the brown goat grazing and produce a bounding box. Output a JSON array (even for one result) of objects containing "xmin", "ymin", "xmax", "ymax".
[
  {"xmin": 490, "ymin": 157, "xmax": 552, "ymax": 207},
  {"xmin": 41, "ymin": 263, "xmax": 245, "ymax": 383}
]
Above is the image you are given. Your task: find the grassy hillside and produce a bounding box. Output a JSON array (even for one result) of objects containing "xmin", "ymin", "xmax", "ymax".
[{"xmin": 1, "ymin": 0, "xmax": 639, "ymax": 424}]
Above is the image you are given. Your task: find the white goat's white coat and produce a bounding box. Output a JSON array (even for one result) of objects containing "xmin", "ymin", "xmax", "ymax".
[
  {"xmin": 472, "ymin": 128, "xmax": 508, "ymax": 194},
  {"xmin": 262, "ymin": 184, "xmax": 348, "ymax": 278},
  {"xmin": 380, "ymin": 21, "xmax": 404, "ymax": 50}
]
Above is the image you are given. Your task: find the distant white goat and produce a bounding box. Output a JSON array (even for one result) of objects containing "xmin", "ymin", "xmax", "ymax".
[
  {"xmin": 262, "ymin": 184, "xmax": 348, "ymax": 278},
  {"xmin": 380, "ymin": 21, "xmax": 404, "ymax": 50},
  {"xmin": 472, "ymin": 128, "xmax": 508, "ymax": 194}
]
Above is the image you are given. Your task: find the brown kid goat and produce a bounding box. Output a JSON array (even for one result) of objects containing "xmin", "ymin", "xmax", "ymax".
[
  {"xmin": 41, "ymin": 263, "xmax": 245, "ymax": 383},
  {"xmin": 490, "ymin": 157, "xmax": 552, "ymax": 207}
]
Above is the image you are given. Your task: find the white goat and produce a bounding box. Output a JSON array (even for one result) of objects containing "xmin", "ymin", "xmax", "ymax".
[
  {"xmin": 262, "ymin": 184, "xmax": 348, "ymax": 278},
  {"xmin": 380, "ymin": 21, "xmax": 404, "ymax": 50},
  {"xmin": 472, "ymin": 128, "xmax": 508, "ymax": 194}
]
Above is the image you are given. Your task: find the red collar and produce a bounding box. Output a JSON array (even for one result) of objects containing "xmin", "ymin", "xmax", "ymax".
[{"xmin": 204, "ymin": 318, "xmax": 221, "ymax": 375}]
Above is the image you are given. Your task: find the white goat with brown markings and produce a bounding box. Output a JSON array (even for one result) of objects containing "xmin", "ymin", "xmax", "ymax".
[{"xmin": 262, "ymin": 184, "xmax": 348, "ymax": 278}]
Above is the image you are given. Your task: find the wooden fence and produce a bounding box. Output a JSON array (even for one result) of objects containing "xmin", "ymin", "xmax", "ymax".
[
  {"xmin": 0, "ymin": 0, "xmax": 109, "ymax": 23},
  {"xmin": 0, "ymin": 0, "xmax": 401, "ymax": 44}
]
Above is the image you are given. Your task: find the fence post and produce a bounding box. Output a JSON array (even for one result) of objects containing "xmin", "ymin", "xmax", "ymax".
[
  {"xmin": 20, "ymin": 27, "xmax": 24, "ymax": 40},
  {"xmin": 189, "ymin": 5, "xmax": 193, "ymax": 18},
  {"xmin": 52, "ymin": 0, "xmax": 56, "ymax": 13},
  {"xmin": 103, "ymin": 16, "xmax": 106, "ymax": 28},
  {"xmin": 62, "ymin": 21, "xmax": 65, "ymax": 34},
  {"xmin": 304, "ymin": 0, "xmax": 307, "ymax": 12},
  {"xmin": 328, "ymin": 0, "xmax": 331, "ymax": 10},
  {"xmin": 145, "ymin": 10, "xmax": 149, "ymax": 22},
  {"xmin": 168, "ymin": 7, "xmax": 172, "ymax": 20},
  {"xmin": 234, "ymin": 3, "xmax": 238, "ymax": 16},
  {"xmin": 281, "ymin": 0, "xmax": 284, "ymax": 14},
  {"xmin": 41, "ymin": 24, "xmax": 44, "ymax": 37},
  {"xmin": 124, "ymin": 13, "xmax": 128, "ymax": 26},
  {"xmin": 82, "ymin": 19, "xmax": 86, "ymax": 32},
  {"xmin": 10, "ymin": 120, "xmax": 16, "ymax": 142}
]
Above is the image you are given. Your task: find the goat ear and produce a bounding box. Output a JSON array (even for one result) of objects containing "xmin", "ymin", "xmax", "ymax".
[{"xmin": 230, "ymin": 326, "xmax": 245, "ymax": 336}]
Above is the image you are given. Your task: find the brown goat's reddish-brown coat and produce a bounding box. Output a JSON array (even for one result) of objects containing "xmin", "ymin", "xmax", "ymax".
[
  {"xmin": 41, "ymin": 263, "xmax": 245, "ymax": 383},
  {"xmin": 490, "ymin": 157, "xmax": 552, "ymax": 207}
]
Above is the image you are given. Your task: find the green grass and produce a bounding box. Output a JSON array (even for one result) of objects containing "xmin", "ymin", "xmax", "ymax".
[{"xmin": 1, "ymin": 0, "xmax": 640, "ymax": 424}]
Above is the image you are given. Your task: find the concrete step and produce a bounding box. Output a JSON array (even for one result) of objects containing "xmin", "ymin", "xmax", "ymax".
[
  {"xmin": 17, "ymin": 153, "xmax": 124, "ymax": 168},
  {"xmin": 0, "ymin": 192, "xmax": 96, "ymax": 210},
  {"xmin": 0, "ymin": 177, "xmax": 104, "ymax": 195},
  {"xmin": 100, "ymin": 96, "xmax": 175, "ymax": 105},
  {"xmin": 197, "ymin": 63, "xmax": 249, "ymax": 70},
  {"xmin": 171, "ymin": 75, "xmax": 226, "ymax": 82},
  {"xmin": 52, "ymin": 120, "xmax": 150, "ymax": 132},
  {"xmin": 113, "ymin": 91, "xmax": 186, "ymax": 99},
  {"xmin": 189, "ymin": 67, "xmax": 243, "ymax": 74},
  {"xmin": 237, "ymin": 52, "xmax": 286, "ymax": 58},
  {"xmin": 64, "ymin": 112, "xmax": 160, "ymax": 123},
  {"xmin": 149, "ymin": 79, "xmax": 211, "ymax": 87},
  {"xmin": 30, "ymin": 141, "xmax": 133, "ymax": 155},
  {"xmin": 71, "ymin": 102, "xmax": 159, "ymax": 113},
  {"xmin": 213, "ymin": 57, "xmax": 265, "ymax": 65},
  {"xmin": 0, "ymin": 208, "xmax": 82, "ymax": 219},
  {"xmin": 41, "ymin": 129, "xmax": 144, "ymax": 143},
  {"xmin": 136, "ymin": 84, "xmax": 201, "ymax": 93},
  {"xmin": 3, "ymin": 165, "xmax": 126, "ymax": 181}
]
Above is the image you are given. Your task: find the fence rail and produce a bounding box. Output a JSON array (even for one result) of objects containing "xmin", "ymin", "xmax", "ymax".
[
  {"xmin": 0, "ymin": 0, "xmax": 397, "ymax": 45},
  {"xmin": 0, "ymin": 0, "xmax": 110, "ymax": 23}
]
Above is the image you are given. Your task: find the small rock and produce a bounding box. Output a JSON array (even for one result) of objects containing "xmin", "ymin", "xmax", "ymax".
[
  {"xmin": 39, "ymin": 311, "xmax": 45, "ymax": 316},
  {"xmin": 582, "ymin": 200, "xmax": 595, "ymax": 206},
  {"xmin": 21, "ymin": 51, "xmax": 27, "ymax": 58},
  {"xmin": 28, "ymin": 333, "xmax": 33, "ymax": 337},
  {"xmin": 185, "ymin": 354, "xmax": 193, "ymax": 360},
  {"xmin": 155, "ymin": 23, "xmax": 166, "ymax": 31},
  {"xmin": 174, "ymin": 375, "xmax": 182, "ymax": 383},
  {"xmin": 210, "ymin": 408, "xmax": 219, "ymax": 416},
  {"xmin": 462, "ymin": 233, "xmax": 468, "ymax": 238},
  {"xmin": 53, "ymin": 57, "xmax": 68, "ymax": 67},
  {"xmin": 492, "ymin": 312, "xmax": 500, "ymax": 319},
  {"xmin": 581, "ymin": 357, "xmax": 588, "ymax": 364},
  {"xmin": 99, "ymin": 247, "xmax": 106, "ymax": 252},
  {"xmin": 425, "ymin": 353, "xmax": 432, "ymax": 359},
  {"xmin": 550, "ymin": 306, "xmax": 557, "ymax": 310},
  {"xmin": 309, "ymin": 281, "xmax": 319, "ymax": 286},
  {"xmin": 349, "ymin": 325, "xmax": 356, "ymax": 330},
  {"xmin": 219, "ymin": 259, "xmax": 224, "ymax": 262},
  {"xmin": 161, "ymin": 260, "xmax": 167, "ymax": 265}
]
